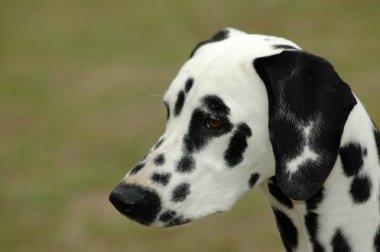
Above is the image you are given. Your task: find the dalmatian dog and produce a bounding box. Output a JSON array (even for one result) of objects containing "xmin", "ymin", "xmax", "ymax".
[{"xmin": 109, "ymin": 28, "xmax": 380, "ymax": 252}]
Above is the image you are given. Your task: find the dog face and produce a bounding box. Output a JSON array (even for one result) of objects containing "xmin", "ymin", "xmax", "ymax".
[{"xmin": 109, "ymin": 28, "xmax": 356, "ymax": 227}]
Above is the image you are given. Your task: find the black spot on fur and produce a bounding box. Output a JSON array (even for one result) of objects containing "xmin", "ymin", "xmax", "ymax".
[
  {"xmin": 268, "ymin": 179, "xmax": 293, "ymax": 208},
  {"xmin": 154, "ymin": 154, "xmax": 165, "ymax": 166},
  {"xmin": 185, "ymin": 78, "xmax": 194, "ymax": 93},
  {"xmin": 375, "ymin": 128, "xmax": 380, "ymax": 164},
  {"xmin": 272, "ymin": 208, "xmax": 298, "ymax": 252},
  {"xmin": 331, "ymin": 229, "xmax": 352, "ymax": 252},
  {"xmin": 374, "ymin": 226, "xmax": 380, "ymax": 251},
  {"xmin": 154, "ymin": 138, "xmax": 165, "ymax": 150},
  {"xmin": 305, "ymin": 188, "xmax": 325, "ymax": 252},
  {"xmin": 224, "ymin": 123, "xmax": 252, "ymax": 167},
  {"xmin": 305, "ymin": 212, "xmax": 325, "ymax": 252},
  {"xmin": 166, "ymin": 216, "xmax": 191, "ymax": 227},
  {"xmin": 158, "ymin": 210, "xmax": 190, "ymax": 226},
  {"xmin": 190, "ymin": 29, "xmax": 229, "ymax": 58},
  {"xmin": 159, "ymin": 210, "xmax": 176, "ymax": 223},
  {"xmin": 363, "ymin": 147, "xmax": 368, "ymax": 157},
  {"xmin": 176, "ymin": 155, "xmax": 195, "ymax": 173},
  {"xmin": 184, "ymin": 108, "xmax": 232, "ymax": 153},
  {"xmin": 151, "ymin": 173, "xmax": 171, "ymax": 186},
  {"xmin": 273, "ymin": 44, "xmax": 297, "ymax": 50},
  {"xmin": 248, "ymin": 173, "xmax": 259, "ymax": 188},
  {"xmin": 183, "ymin": 110, "xmax": 207, "ymax": 153},
  {"xmin": 129, "ymin": 163, "xmax": 145, "ymax": 175},
  {"xmin": 340, "ymin": 143, "xmax": 364, "ymax": 177},
  {"xmin": 306, "ymin": 188, "xmax": 324, "ymax": 211},
  {"xmin": 202, "ymin": 95, "xmax": 230, "ymax": 116},
  {"xmin": 350, "ymin": 175, "xmax": 372, "ymax": 203},
  {"xmin": 171, "ymin": 183, "xmax": 190, "ymax": 202},
  {"xmin": 174, "ymin": 90, "xmax": 185, "ymax": 116}
]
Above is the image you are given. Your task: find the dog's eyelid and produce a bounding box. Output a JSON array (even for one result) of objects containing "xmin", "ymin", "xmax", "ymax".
[{"xmin": 206, "ymin": 111, "xmax": 228, "ymax": 120}]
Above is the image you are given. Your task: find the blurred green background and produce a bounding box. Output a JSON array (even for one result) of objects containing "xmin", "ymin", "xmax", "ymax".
[{"xmin": 1, "ymin": 0, "xmax": 379, "ymax": 251}]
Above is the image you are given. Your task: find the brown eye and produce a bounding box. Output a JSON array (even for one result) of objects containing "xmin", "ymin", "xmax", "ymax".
[{"xmin": 206, "ymin": 117, "xmax": 224, "ymax": 129}]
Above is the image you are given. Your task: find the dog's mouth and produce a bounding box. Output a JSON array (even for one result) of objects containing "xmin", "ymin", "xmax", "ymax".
[{"xmin": 155, "ymin": 209, "xmax": 192, "ymax": 227}]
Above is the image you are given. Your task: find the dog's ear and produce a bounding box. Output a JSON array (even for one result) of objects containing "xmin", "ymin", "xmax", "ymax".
[{"xmin": 254, "ymin": 50, "xmax": 357, "ymax": 200}]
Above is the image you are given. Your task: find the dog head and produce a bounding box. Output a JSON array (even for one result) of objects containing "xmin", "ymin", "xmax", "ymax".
[{"xmin": 109, "ymin": 28, "xmax": 356, "ymax": 227}]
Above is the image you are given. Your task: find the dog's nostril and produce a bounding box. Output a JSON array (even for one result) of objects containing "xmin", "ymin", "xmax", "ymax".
[
  {"xmin": 109, "ymin": 183, "xmax": 161, "ymax": 226},
  {"xmin": 109, "ymin": 184, "xmax": 145, "ymax": 211}
]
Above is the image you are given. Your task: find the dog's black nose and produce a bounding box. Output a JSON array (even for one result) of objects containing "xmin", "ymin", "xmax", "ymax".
[{"xmin": 109, "ymin": 183, "xmax": 161, "ymax": 225}]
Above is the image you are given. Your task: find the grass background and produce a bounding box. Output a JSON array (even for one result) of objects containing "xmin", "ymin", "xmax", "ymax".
[{"xmin": 1, "ymin": 0, "xmax": 379, "ymax": 251}]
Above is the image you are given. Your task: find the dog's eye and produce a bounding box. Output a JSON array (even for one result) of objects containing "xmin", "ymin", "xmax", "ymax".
[{"xmin": 206, "ymin": 117, "xmax": 224, "ymax": 129}]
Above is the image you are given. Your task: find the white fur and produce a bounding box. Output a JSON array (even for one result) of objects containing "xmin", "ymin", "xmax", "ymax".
[{"xmin": 287, "ymin": 123, "xmax": 320, "ymax": 175}]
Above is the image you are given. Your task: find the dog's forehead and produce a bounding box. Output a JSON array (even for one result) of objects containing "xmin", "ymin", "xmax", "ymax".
[{"xmin": 164, "ymin": 30, "xmax": 300, "ymax": 105}]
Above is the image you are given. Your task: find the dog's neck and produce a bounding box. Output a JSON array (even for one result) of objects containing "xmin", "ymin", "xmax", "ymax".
[{"xmin": 259, "ymin": 101, "xmax": 380, "ymax": 252}]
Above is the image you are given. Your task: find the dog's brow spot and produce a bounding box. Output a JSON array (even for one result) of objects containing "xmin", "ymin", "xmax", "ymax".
[
  {"xmin": 248, "ymin": 173, "xmax": 260, "ymax": 188},
  {"xmin": 129, "ymin": 163, "xmax": 145, "ymax": 175},
  {"xmin": 154, "ymin": 154, "xmax": 165, "ymax": 166},
  {"xmin": 176, "ymin": 155, "xmax": 195, "ymax": 173},
  {"xmin": 151, "ymin": 172, "xmax": 171, "ymax": 186},
  {"xmin": 171, "ymin": 183, "xmax": 190, "ymax": 202},
  {"xmin": 184, "ymin": 78, "xmax": 194, "ymax": 93},
  {"xmin": 202, "ymin": 95, "xmax": 230, "ymax": 116},
  {"xmin": 174, "ymin": 91, "xmax": 185, "ymax": 116}
]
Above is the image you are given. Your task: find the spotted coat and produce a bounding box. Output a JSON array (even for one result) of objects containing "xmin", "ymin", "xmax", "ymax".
[{"xmin": 110, "ymin": 28, "xmax": 380, "ymax": 252}]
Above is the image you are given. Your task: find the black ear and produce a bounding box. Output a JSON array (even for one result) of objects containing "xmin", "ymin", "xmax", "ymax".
[{"xmin": 254, "ymin": 50, "xmax": 357, "ymax": 200}]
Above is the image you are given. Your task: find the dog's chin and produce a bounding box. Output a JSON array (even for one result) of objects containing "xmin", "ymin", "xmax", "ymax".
[
  {"xmin": 152, "ymin": 217, "xmax": 193, "ymax": 228},
  {"xmin": 130, "ymin": 208, "xmax": 227, "ymax": 227},
  {"xmin": 156, "ymin": 209, "xmax": 226, "ymax": 228},
  {"xmin": 126, "ymin": 213, "xmax": 193, "ymax": 227}
]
